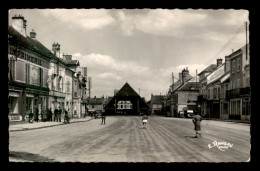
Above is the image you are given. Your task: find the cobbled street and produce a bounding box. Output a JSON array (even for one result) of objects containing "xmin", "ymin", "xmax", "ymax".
[{"xmin": 9, "ymin": 116, "xmax": 250, "ymax": 162}]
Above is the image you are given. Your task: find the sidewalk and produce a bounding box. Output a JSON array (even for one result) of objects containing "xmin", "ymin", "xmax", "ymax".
[
  {"xmin": 203, "ymin": 118, "xmax": 250, "ymax": 124},
  {"xmin": 9, "ymin": 116, "xmax": 94, "ymax": 132}
]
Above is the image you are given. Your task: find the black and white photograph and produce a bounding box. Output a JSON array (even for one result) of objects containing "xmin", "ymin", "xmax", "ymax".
[{"xmin": 8, "ymin": 9, "xmax": 251, "ymax": 163}]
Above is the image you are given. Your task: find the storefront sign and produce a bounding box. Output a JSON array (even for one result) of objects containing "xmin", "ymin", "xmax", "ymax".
[{"xmin": 9, "ymin": 114, "xmax": 22, "ymax": 121}]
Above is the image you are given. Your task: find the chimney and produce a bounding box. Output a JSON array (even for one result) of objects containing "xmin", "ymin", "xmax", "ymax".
[
  {"xmin": 12, "ymin": 14, "xmax": 27, "ymax": 37},
  {"xmin": 179, "ymin": 72, "xmax": 182, "ymax": 83},
  {"xmin": 52, "ymin": 42, "xmax": 61, "ymax": 57},
  {"xmin": 182, "ymin": 68, "xmax": 189, "ymax": 83},
  {"xmin": 63, "ymin": 54, "xmax": 72, "ymax": 61},
  {"xmin": 217, "ymin": 58, "xmax": 223, "ymax": 67},
  {"xmin": 30, "ymin": 29, "xmax": 36, "ymax": 39}
]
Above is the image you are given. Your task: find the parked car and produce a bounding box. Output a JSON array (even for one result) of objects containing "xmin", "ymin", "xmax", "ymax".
[
  {"xmin": 94, "ymin": 110, "xmax": 102, "ymax": 119},
  {"xmin": 89, "ymin": 109, "xmax": 96, "ymax": 116},
  {"xmin": 185, "ymin": 110, "xmax": 194, "ymax": 118},
  {"xmin": 178, "ymin": 111, "xmax": 185, "ymax": 118}
]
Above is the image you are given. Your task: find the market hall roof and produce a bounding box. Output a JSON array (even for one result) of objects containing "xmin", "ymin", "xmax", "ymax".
[{"xmin": 104, "ymin": 82, "xmax": 149, "ymax": 109}]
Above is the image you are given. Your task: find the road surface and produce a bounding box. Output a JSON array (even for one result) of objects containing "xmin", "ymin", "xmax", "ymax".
[{"xmin": 9, "ymin": 116, "xmax": 250, "ymax": 162}]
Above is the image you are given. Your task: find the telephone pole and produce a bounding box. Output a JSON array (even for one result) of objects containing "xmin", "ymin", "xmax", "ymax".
[
  {"xmin": 88, "ymin": 77, "xmax": 92, "ymax": 99},
  {"xmin": 244, "ymin": 21, "xmax": 248, "ymax": 60}
]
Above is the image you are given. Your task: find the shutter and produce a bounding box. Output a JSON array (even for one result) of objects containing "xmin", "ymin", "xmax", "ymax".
[{"xmin": 41, "ymin": 68, "xmax": 43, "ymax": 86}]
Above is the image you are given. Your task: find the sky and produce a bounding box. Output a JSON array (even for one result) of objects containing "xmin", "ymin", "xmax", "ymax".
[{"xmin": 8, "ymin": 9, "xmax": 249, "ymax": 101}]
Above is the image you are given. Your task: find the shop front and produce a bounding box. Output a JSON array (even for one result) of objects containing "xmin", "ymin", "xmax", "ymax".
[
  {"xmin": 8, "ymin": 83, "xmax": 26, "ymax": 122},
  {"xmin": 8, "ymin": 91, "xmax": 24, "ymax": 122},
  {"xmin": 24, "ymin": 86, "xmax": 49, "ymax": 122}
]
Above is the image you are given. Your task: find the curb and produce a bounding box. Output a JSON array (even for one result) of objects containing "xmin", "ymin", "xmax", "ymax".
[
  {"xmin": 203, "ymin": 118, "xmax": 250, "ymax": 124},
  {"xmin": 9, "ymin": 118, "xmax": 94, "ymax": 132}
]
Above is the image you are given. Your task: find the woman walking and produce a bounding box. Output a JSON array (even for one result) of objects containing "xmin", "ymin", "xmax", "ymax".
[{"xmin": 192, "ymin": 111, "xmax": 203, "ymax": 138}]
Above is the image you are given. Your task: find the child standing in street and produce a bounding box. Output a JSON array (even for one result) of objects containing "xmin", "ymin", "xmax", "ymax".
[{"xmin": 142, "ymin": 115, "xmax": 148, "ymax": 128}]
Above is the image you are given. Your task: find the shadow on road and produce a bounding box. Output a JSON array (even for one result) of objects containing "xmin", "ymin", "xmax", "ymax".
[
  {"xmin": 184, "ymin": 135, "xmax": 198, "ymax": 138},
  {"xmin": 9, "ymin": 151, "xmax": 55, "ymax": 162}
]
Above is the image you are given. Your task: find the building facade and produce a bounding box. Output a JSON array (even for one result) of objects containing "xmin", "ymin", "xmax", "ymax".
[
  {"xmin": 8, "ymin": 15, "xmax": 86, "ymax": 122},
  {"xmin": 8, "ymin": 15, "xmax": 51, "ymax": 122},
  {"xmin": 149, "ymin": 94, "xmax": 165, "ymax": 115},
  {"xmin": 226, "ymin": 44, "xmax": 250, "ymax": 121}
]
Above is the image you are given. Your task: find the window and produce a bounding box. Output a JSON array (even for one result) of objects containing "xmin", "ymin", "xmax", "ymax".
[
  {"xmin": 223, "ymin": 102, "xmax": 228, "ymax": 114},
  {"xmin": 237, "ymin": 100, "xmax": 241, "ymax": 115},
  {"xmin": 67, "ymin": 81, "xmax": 70, "ymax": 93},
  {"xmin": 57, "ymin": 77, "xmax": 60, "ymax": 91},
  {"xmin": 213, "ymin": 88, "xmax": 217, "ymax": 99},
  {"xmin": 8, "ymin": 59, "xmax": 15, "ymax": 81},
  {"xmin": 217, "ymin": 87, "xmax": 220, "ymax": 99},
  {"xmin": 242, "ymin": 98, "xmax": 250, "ymax": 115},
  {"xmin": 43, "ymin": 69, "xmax": 48, "ymax": 87},
  {"xmin": 30, "ymin": 65, "xmax": 39, "ymax": 85},
  {"xmin": 231, "ymin": 100, "xmax": 236, "ymax": 115},
  {"xmin": 237, "ymin": 58, "xmax": 241, "ymax": 72},
  {"xmin": 21, "ymin": 52, "xmax": 24, "ymax": 59},
  {"xmin": 233, "ymin": 80, "xmax": 236, "ymax": 89},
  {"xmin": 237, "ymin": 79, "xmax": 241, "ymax": 88},
  {"xmin": 221, "ymin": 85, "xmax": 224, "ymax": 97},
  {"xmin": 232, "ymin": 60, "xmax": 236, "ymax": 74},
  {"xmin": 15, "ymin": 60, "xmax": 25, "ymax": 83}
]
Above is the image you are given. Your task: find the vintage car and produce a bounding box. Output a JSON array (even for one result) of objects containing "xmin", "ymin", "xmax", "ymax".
[
  {"xmin": 185, "ymin": 110, "xmax": 194, "ymax": 118},
  {"xmin": 94, "ymin": 110, "xmax": 102, "ymax": 119},
  {"xmin": 178, "ymin": 111, "xmax": 185, "ymax": 118}
]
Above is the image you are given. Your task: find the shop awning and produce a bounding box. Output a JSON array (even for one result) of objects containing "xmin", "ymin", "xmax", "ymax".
[
  {"xmin": 9, "ymin": 92, "xmax": 19, "ymax": 97},
  {"xmin": 26, "ymin": 94, "xmax": 34, "ymax": 97}
]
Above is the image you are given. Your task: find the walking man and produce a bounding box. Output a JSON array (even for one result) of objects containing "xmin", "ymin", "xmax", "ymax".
[
  {"xmin": 192, "ymin": 111, "xmax": 203, "ymax": 138},
  {"xmin": 54, "ymin": 107, "xmax": 58, "ymax": 122},
  {"xmin": 64, "ymin": 109, "xmax": 70, "ymax": 124},
  {"xmin": 48, "ymin": 107, "xmax": 53, "ymax": 122},
  {"xmin": 58, "ymin": 106, "xmax": 62, "ymax": 122},
  {"xmin": 34, "ymin": 106, "xmax": 39, "ymax": 122},
  {"xmin": 101, "ymin": 111, "xmax": 106, "ymax": 125},
  {"xmin": 29, "ymin": 109, "xmax": 34, "ymax": 123}
]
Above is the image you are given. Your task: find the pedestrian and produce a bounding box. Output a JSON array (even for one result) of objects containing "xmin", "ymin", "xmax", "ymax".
[
  {"xmin": 34, "ymin": 106, "xmax": 39, "ymax": 122},
  {"xmin": 28, "ymin": 109, "xmax": 34, "ymax": 123},
  {"xmin": 58, "ymin": 106, "xmax": 62, "ymax": 122},
  {"xmin": 54, "ymin": 107, "xmax": 58, "ymax": 122},
  {"xmin": 142, "ymin": 115, "xmax": 148, "ymax": 128},
  {"xmin": 42, "ymin": 106, "xmax": 47, "ymax": 122},
  {"xmin": 64, "ymin": 109, "xmax": 70, "ymax": 124},
  {"xmin": 48, "ymin": 107, "xmax": 53, "ymax": 122},
  {"xmin": 101, "ymin": 111, "xmax": 106, "ymax": 125},
  {"xmin": 192, "ymin": 111, "xmax": 203, "ymax": 138}
]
